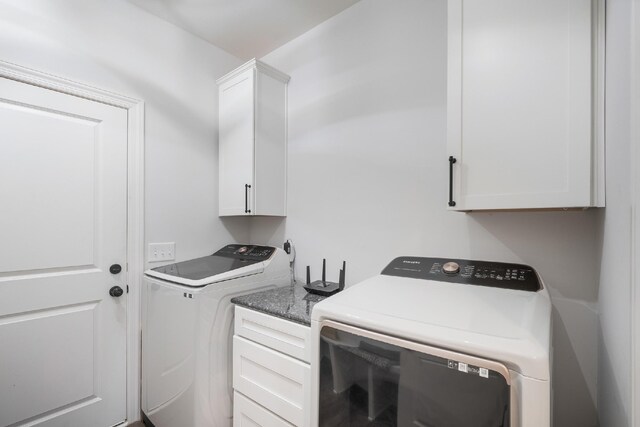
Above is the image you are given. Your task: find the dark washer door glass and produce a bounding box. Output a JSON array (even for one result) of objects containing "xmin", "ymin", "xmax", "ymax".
[
  {"xmin": 319, "ymin": 326, "xmax": 510, "ymax": 427},
  {"xmin": 150, "ymin": 255, "xmax": 261, "ymax": 282}
]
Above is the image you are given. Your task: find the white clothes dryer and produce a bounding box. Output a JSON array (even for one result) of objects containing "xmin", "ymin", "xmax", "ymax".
[
  {"xmin": 141, "ymin": 244, "xmax": 289, "ymax": 427},
  {"xmin": 310, "ymin": 256, "xmax": 552, "ymax": 427}
]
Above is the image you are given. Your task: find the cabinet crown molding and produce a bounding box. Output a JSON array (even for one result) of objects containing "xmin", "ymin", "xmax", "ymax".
[{"xmin": 216, "ymin": 58, "xmax": 291, "ymax": 85}]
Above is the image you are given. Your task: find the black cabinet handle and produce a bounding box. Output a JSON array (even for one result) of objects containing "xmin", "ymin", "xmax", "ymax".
[
  {"xmin": 448, "ymin": 156, "xmax": 456, "ymax": 207},
  {"xmin": 245, "ymin": 184, "xmax": 251, "ymax": 214}
]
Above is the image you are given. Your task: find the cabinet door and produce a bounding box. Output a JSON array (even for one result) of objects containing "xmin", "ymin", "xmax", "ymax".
[
  {"xmin": 219, "ymin": 69, "xmax": 255, "ymax": 216},
  {"xmin": 447, "ymin": 0, "xmax": 601, "ymax": 210}
]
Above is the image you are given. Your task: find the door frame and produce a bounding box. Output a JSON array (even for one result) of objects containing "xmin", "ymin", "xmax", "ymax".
[
  {"xmin": 0, "ymin": 60, "xmax": 145, "ymax": 424},
  {"xmin": 633, "ymin": 0, "xmax": 640, "ymax": 425}
]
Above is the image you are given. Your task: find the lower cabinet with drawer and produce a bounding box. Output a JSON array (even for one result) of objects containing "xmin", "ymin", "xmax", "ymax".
[{"xmin": 233, "ymin": 306, "xmax": 311, "ymax": 427}]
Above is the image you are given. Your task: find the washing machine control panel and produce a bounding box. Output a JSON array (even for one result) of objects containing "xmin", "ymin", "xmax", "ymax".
[
  {"xmin": 214, "ymin": 244, "xmax": 275, "ymax": 261},
  {"xmin": 381, "ymin": 257, "xmax": 541, "ymax": 292}
]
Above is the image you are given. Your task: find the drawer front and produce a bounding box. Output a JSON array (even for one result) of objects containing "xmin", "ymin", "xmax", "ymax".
[
  {"xmin": 233, "ymin": 336, "xmax": 310, "ymax": 426},
  {"xmin": 234, "ymin": 392, "xmax": 294, "ymax": 427},
  {"xmin": 235, "ymin": 306, "xmax": 311, "ymax": 362}
]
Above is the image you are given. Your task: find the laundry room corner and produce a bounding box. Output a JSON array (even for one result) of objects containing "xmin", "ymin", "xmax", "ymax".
[{"xmin": 247, "ymin": 0, "xmax": 616, "ymax": 425}]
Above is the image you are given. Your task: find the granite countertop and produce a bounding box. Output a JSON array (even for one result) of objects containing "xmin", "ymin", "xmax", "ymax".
[{"xmin": 231, "ymin": 282, "xmax": 327, "ymax": 326}]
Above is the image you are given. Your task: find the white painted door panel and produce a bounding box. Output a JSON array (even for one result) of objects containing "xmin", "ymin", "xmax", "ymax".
[
  {"xmin": 219, "ymin": 69, "xmax": 255, "ymax": 216},
  {"xmin": 447, "ymin": 0, "xmax": 598, "ymax": 210},
  {"xmin": 0, "ymin": 77, "xmax": 127, "ymax": 427}
]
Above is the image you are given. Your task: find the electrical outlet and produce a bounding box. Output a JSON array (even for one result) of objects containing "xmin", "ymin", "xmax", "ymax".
[{"xmin": 148, "ymin": 242, "xmax": 175, "ymax": 262}]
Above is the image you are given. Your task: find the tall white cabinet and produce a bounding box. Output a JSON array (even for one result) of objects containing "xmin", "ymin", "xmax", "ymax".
[
  {"xmin": 217, "ymin": 59, "xmax": 290, "ymax": 216},
  {"xmin": 447, "ymin": 0, "xmax": 605, "ymax": 211}
]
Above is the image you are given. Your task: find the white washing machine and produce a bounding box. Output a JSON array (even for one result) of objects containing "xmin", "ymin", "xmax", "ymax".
[
  {"xmin": 310, "ymin": 256, "xmax": 552, "ymax": 427},
  {"xmin": 141, "ymin": 244, "xmax": 290, "ymax": 427}
]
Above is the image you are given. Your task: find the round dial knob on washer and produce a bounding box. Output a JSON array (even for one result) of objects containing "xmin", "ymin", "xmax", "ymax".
[{"xmin": 442, "ymin": 262, "xmax": 460, "ymax": 275}]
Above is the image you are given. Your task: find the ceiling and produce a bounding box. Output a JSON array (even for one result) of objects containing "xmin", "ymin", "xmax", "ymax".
[{"xmin": 127, "ymin": 0, "xmax": 362, "ymax": 60}]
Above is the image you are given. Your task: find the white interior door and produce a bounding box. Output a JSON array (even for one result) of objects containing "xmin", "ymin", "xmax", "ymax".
[
  {"xmin": 218, "ymin": 69, "xmax": 255, "ymax": 216},
  {"xmin": 0, "ymin": 77, "xmax": 128, "ymax": 427}
]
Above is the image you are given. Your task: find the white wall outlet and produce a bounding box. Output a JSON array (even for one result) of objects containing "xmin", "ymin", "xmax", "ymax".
[{"xmin": 148, "ymin": 242, "xmax": 175, "ymax": 262}]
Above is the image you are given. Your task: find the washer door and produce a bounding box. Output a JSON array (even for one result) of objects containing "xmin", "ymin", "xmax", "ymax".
[{"xmin": 318, "ymin": 322, "xmax": 511, "ymax": 427}]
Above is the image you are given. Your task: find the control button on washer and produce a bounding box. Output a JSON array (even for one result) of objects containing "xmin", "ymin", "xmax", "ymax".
[{"xmin": 442, "ymin": 262, "xmax": 460, "ymax": 275}]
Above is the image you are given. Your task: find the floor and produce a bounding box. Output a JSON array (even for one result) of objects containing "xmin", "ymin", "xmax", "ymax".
[{"xmin": 129, "ymin": 422, "xmax": 144, "ymax": 427}]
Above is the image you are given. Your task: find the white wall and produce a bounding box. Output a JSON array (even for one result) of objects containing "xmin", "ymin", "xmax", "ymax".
[
  {"xmin": 598, "ymin": 0, "xmax": 634, "ymax": 425},
  {"xmin": 0, "ymin": 0, "xmax": 247, "ymax": 266},
  {"xmin": 255, "ymin": 0, "xmax": 602, "ymax": 424}
]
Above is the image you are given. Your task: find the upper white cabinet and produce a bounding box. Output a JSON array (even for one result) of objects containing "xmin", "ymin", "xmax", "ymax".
[
  {"xmin": 447, "ymin": 0, "xmax": 605, "ymax": 211},
  {"xmin": 217, "ymin": 59, "xmax": 290, "ymax": 216}
]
